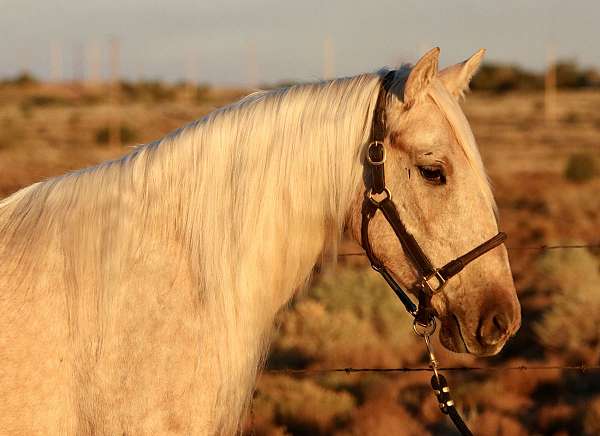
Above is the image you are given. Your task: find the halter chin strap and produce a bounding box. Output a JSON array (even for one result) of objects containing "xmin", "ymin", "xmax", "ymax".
[{"xmin": 360, "ymin": 71, "xmax": 507, "ymax": 436}]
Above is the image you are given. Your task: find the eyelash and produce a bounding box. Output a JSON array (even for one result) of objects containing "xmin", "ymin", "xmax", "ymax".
[{"xmin": 417, "ymin": 165, "xmax": 446, "ymax": 185}]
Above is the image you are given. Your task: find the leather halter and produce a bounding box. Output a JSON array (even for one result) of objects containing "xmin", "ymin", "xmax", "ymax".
[
  {"xmin": 361, "ymin": 71, "xmax": 507, "ymax": 326},
  {"xmin": 361, "ymin": 71, "xmax": 506, "ymax": 436}
]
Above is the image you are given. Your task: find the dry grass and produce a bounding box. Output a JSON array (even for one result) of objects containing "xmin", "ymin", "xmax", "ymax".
[{"xmin": 534, "ymin": 248, "xmax": 600, "ymax": 363}]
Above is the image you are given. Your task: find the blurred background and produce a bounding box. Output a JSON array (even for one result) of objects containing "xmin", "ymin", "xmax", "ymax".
[{"xmin": 1, "ymin": 1, "xmax": 599, "ymax": 435}]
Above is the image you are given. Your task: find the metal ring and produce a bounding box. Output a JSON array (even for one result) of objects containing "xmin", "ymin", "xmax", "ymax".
[
  {"xmin": 366, "ymin": 187, "xmax": 391, "ymax": 206},
  {"xmin": 366, "ymin": 141, "xmax": 386, "ymax": 166},
  {"xmin": 413, "ymin": 317, "xmax": 437, "ymax": 337}
]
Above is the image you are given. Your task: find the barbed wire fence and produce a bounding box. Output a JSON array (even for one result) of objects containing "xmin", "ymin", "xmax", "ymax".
[
  {"xmin": 267, "ymin": 364, "xmax": 600, "ymax": 376},
  {"xmin": 337, "ymin": 242, "xmax": 600, "ymax": 258}
]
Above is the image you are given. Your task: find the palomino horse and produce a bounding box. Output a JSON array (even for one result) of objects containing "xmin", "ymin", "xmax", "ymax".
[{"xmin": 0, "ymin": 48, "xmax": 520, "ymax": 435}]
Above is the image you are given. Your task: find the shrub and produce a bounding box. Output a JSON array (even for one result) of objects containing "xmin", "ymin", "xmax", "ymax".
[
  {"xmin": 339, "ymin": 399, "xmax": 428, "ymax": 436},
  {"xmin": 561, "ymin": 112, "xmax": 580, "ymax": 125},
  {"xmin": 468, "ymin": 61, "xmax": 600, "ymax": 92},
  {"xmin": 564, "ymin": 153, "xmax": 598, "ymax": 182},
  {"xmin": 2, "ymin": 71, "xmax": 38, "ymax": 86},
  {"xmin": 95, "ymin": 124, "xmax": 138, "ymax": 145},
  {"xmin": 120, "ymin": 80, "xmax": 176, "ymax": 102},
  {"xmin": 534, "ymin": 248, "xmax": 600, "ymax": 363},
  {"xmin": 20, "ymin": 95, "xmax": 68, "ymax": 114},
  {"xmin": 470, "ymin": 411, "xmax": 529, "ymax": 436},
  {"xmin": 584, "ymin": 397, "xmax": 600, "ymax": 435},
  {"xmin": 470, "ymin": 63, "xmax": 543, "ymax": 93},
  {"xmin": 0, "ymin": 119, "xmax": 24, "ymax": 150},
  {"xmin": 254, "ymin": 375, "xmax": 355, "ymax": 435},
  {"xmin": 194, "ymin": 84, "xmax": 212, "ymax": 103},
  {"xmin": 269, "ymin": 268, "xmax": 418, "ymax": 368},
  {"xmin": 555, "ymin": 61, "xmax": 600, "ymax": 88},
  {"xmin": 81, "ymin": 93, "xmax": 104, "ymax": 105},
  {"xmin": 24, "ymin": 95, "xmax": 68, "ymax": 107}
]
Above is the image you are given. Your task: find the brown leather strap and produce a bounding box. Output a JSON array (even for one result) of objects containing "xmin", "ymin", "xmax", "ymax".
[
  {"xmin": 371, "ymin": 71, "xmax": 394, "ymax": 143},
  {"xmin": 367, "ymin": 142, "xmax": 386, "ymax": 194},
  {"xmin": 378, "ymin": 197, "xmax": 436, "ymax": 278},
  {"xmin": 369, "ymin": 71, "xmax": 395, "ymax": 194},
  {"xmin": 438, "ymin": 232, "xmax": 507, "ymax": 281},
  {"xmin": 361, "ymin": 201, "xmax": 418, "ymax": 315}
]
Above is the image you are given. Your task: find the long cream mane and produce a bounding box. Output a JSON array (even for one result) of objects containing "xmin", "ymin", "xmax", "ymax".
[
  {"xmin": 0, "ymin": 74, "xmax": 382, "ymax": 434},
  {"xmin": 0, "ymin": 68, "xmax": 493, "ymax": 434}
]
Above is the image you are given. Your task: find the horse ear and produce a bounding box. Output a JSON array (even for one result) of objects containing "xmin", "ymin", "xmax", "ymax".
[
  {"xmin": 403, "ymin": 47, "xmax": 440, "ymax": 106},
  {"xmin": 438, "ymin": 48, "xmax": 486, "ymax": 99}
]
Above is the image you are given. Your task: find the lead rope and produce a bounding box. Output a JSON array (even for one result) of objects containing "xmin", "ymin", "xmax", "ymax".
[{"xmin": 414, "ymin": 320, "xmax": 473, "ymax": 436}]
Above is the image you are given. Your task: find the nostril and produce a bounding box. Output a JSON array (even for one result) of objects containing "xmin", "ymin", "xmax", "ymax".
[
  {"xmin": 493, "ymin": 314, "xmax": 508, "ymax": 334},
  {"xmin": 478, "ymin": 312, "xmax": 510, "ymax": 346}
]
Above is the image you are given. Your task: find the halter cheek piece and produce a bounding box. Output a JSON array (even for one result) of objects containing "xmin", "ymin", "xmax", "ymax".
[{"xmin": 361, "ymin": 71, "xmax": 507, "ymax": 436}]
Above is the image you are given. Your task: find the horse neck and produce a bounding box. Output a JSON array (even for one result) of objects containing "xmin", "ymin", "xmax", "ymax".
[{"xmin": 163, "ymin": 77, "xmax": 380, "ymax": 431}]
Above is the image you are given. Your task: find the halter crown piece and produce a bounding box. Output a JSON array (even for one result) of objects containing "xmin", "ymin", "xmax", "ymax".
[{"xmin": 360, "ymin": 71, "xmax": 507, "ymax": 436}]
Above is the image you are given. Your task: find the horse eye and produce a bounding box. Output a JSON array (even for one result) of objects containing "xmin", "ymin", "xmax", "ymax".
[{"xmin": 418, "ymin": 165, "xmax": 446, "ymax": 185}]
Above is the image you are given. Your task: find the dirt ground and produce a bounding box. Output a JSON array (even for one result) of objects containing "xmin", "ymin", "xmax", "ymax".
[{"xmin": 1, "ymin": 81, "xmax": 598, "ymax": 435}]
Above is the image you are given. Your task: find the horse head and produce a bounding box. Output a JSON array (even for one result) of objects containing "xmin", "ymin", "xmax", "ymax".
[{"xmin": 349, "ymin": 48, "xmax": 521, "ymax": 356}]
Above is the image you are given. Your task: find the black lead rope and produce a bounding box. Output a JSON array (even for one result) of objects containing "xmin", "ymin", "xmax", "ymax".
[
  {"xmin": 360, "ymin": 71, "xmax": 508, "ymax": 436},
  {"xmin": 432, "ymin": 375, "xmax": 473, "ymax": 436},
  {"xmin": 416, "ymin": 321, "xmax": 473, "ymax": 436}
]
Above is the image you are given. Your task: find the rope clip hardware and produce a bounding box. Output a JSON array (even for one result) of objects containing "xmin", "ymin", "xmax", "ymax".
[{"xmin": 413, "ymin": 318, "xmax": 441, "ymax": 382}]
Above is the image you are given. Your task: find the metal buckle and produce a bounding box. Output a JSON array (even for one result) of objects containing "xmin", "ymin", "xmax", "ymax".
[
  {"xmin": 366, "ymin": 141, "xmax": 386, "ymax": 166},
  {"xmin": 365, "ymin": 187, "xmax": 391, "ymax": 206},
  {"xmin": 422, "ymin": 269, "xmax": 446, "ymax": 294}
]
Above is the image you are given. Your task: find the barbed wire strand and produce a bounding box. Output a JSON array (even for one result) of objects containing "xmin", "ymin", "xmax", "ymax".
[
  {"xmin": 267, "ymin": 364, "xmax": 600, "ymax": 375},
  {"xmin": 266, "ymin": 243, "xmax": 600, "ymax": 377},
  {"xmin": 338, "ymin": 243, "xmax": 600, "ymax": 257}
]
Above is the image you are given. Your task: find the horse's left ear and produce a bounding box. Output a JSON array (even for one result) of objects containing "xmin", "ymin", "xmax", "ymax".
[{"xmin": 438, "ymin": 49, "xmax": 486, "ymax": 99}]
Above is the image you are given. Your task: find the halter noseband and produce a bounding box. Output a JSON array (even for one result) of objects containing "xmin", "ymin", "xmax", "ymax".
[{"xmin": 360, "ymin": 72, "xmax": 506, "ymax": 436}]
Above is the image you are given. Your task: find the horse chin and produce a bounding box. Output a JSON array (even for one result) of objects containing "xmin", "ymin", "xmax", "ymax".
[{"xmin": 439, "ymin": 315, "xmax": 469, "ymax": 353}]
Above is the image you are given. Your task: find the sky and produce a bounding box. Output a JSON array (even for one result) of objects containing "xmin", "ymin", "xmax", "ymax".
[{"xmin": 2, "ymin": 0, "xmax": 600, "ymax": 85}]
